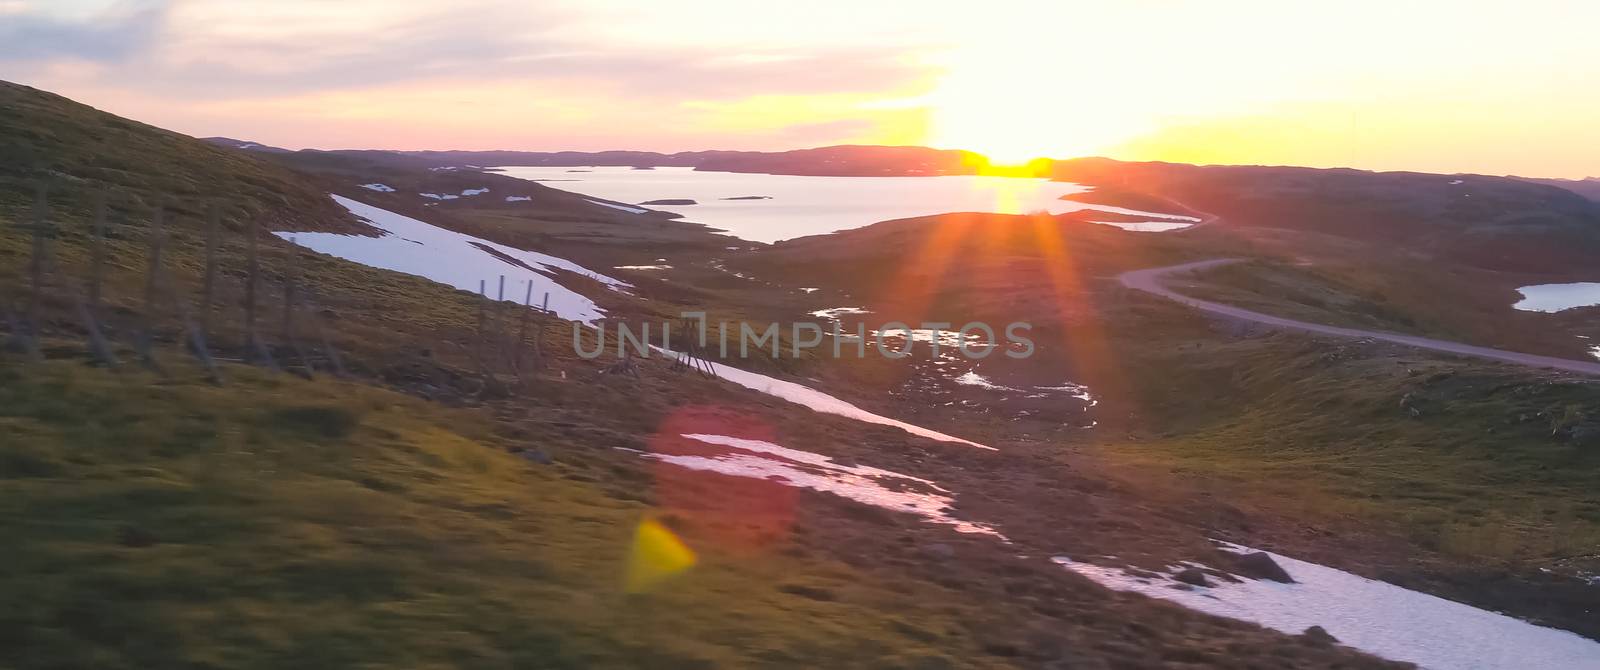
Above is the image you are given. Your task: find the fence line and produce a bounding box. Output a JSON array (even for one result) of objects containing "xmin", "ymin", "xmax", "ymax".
[{"xmin": 2, "ymin": 186, "xmax": 707, "ymax": 397}]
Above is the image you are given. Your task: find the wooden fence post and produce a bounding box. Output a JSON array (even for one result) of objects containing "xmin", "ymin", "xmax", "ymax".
[
  {"xmin": 304, "ymin": 286, "xmax": 346, "ymax": 378},
  {"xmin": 199, "ymin": 202, "xmax": 220, "ymax": 339},
  {"xmin": 475, "ymin": 279, "xmax": 488, "ymax": 371},
  {"xmin": 514, "ymin": 280, "xmax": 534, "ymax": 381},
  {"xmin": 80, "ymin": 192, "xmax": 117, "ymax": 367},
  {"xmin": 244, "ymin": 217, "xmax": 278, "ymax": 371},
  {"xmin": 282, "ymin": 238, "xmax": 314, "ymax": 378},
  {"xmin": 136, "ymin": 206, "xmax": 166, "ymax": 369},
  {"xmin": 19, "ymin": 182, "xmax": 49, "ymax": 360}
]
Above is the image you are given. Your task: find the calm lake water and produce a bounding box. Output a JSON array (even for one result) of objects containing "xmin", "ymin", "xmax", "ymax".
[
  {"xmin": 1513, "ymin": 282, "xmax": 1600, "ymax": 313},
  {"xmin": 494, "ymin": 166, "xmax": 1195, "ymax": 243}
]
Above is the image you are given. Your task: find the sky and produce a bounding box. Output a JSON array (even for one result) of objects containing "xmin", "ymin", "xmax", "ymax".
[{"xmin": 2, "ymin": 0, "xmax": 1598, "ymax": 177}]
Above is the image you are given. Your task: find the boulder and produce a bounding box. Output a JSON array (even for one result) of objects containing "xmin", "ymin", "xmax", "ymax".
[
  {"xmin": 1302, "ymin": 625, "xmax": 1339, "ymax": 644},
  {"xmin": 1228, "ymin": 551, "xmax": 1295, "ymax": 583},
  {"xmin": 1173, "ymin": 567, "xmax": 1210, "ymax": 587}
]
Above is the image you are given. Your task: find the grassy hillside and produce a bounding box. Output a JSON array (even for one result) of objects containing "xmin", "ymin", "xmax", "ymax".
[
  {"xmin": 0, "ymin": 81, "xmax": 1423, "ymax": 668},
  {"xmin": 730, "ymin": 209, "xmax": 1600, "ymax": 637},
  {"xmin": 0, "ymin": 81, "xmax": 355, "ymax": 234}
]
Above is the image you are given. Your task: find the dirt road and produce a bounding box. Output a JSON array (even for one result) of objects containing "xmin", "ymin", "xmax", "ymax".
[{"xmin": 1120, "ymin": 259, "xmax": 1600, "ymax": 376}]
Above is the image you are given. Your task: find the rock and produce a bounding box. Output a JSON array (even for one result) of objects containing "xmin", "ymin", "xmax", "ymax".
[
  {"xmin": 1173, "ymin": 567, "xmax": 1210, "ymax": 587},
  {"xmin": 1302, "ymin": 625, "xmax": 1339, "ymax": 644},
  {"xmin": 1228, "ymin": 552, "xmax": 1295, "ymax": 583},
  {"xmin": 640, "ymin": 198, "xmax": 697, "ymax": 206},
  {"xmin": 980, "ymin": 642, "xmax": 1019, "ymax": 657},
  {"xmin": 778, "ymin": 583, "xmax": 836, "ymax": 601},
  {"xmin": 515, "ymin": 448, "xmax": 553, "ymax": 465}
]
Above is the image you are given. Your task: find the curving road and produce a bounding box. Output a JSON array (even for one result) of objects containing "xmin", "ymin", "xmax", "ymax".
[{"xmin": 1119, "ymin": 259, "xmax": 1600, "ymax": 376}]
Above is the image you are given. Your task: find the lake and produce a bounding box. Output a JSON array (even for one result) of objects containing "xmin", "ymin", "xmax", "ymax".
[
  {"xmin": 1512, "ymin": 282, "xmax": 1600, "ymax": 312},
  {"xmin": 494, "ymin": 166, "xmax": 1197, "ymax": 243}
]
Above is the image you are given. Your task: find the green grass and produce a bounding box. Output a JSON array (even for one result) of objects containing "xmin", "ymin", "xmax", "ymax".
[
  {"xmin": 1096, "ymin": 319, "xmax": 1600, "ymax": 563},
  {"xmin": 0, "ymin": 360, "xmax": 1031, "ymax": 669}
]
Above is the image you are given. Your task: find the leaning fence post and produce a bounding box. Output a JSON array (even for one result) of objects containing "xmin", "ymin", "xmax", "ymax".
[
  {"xmin": 514, "ymin": 280, "xmax": 534, "ymax": 381},
  {"xmin": 282, "ymin": 238, "xmax": 315, "ymax": 378},
  {"xmin": 136, "ymin": 206, "xmax": 166, "ymax": 369},
  {"xmin": 18, "ymin": 183, "xmax": 49, "ymax": 360},
  {"xmin": 244, "ymin": 217, "xmax": 278, "ymax": 371},
  {"xmin": 495, "ymin": 274, "xmax": 511, "ymax": 372},
  {"xmin": 27, "ymin": 183, "xmax": 47, "ymax": 327},
  {"xmin": 155, "ymin": 265, "xmax": 222, "ymax": 384},
  {"xmin": 474, "ymin": 279, "xmax": 491, "ymax": 379},
  {"xmin": 199, "ymin": 202, "xmax": 220, "ymax": 339},
  {"xmin": 304, "ymin": 286, "xmax": 346, "ymax": 378},
  {"xmin": 80, "ymin": 192, "xmax": 117, "ymax": 367}
]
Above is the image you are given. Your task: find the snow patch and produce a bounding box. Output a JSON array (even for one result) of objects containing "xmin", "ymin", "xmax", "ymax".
[
  {"xmin": 953, "ymin": 371, "xmax": 1019, "ymax": 392},
  {"xmin": 585, "ymin": 198, "xmax": 649, "ymax": 214},
  {"xmin": 632, "ymin": 433, "xmax": 1001, "ymax": 537},
  {"xmin": 656, "ymin": 347, "xmax": 990, "ymax": 449},
  {"xmin": 1088, "ymin": 220, "xmax": 1193, "ymax": 232},
  {"xmin": 277, "ymin": 195, "xmax": 629, "ymax": 324},
  {"xmin": 1054, "ymin": 541, "xmax": 1600, "ymax": 670},
  {"xmin": 809, "ymin": 306, "xmax": 871, "ymax": 320}
]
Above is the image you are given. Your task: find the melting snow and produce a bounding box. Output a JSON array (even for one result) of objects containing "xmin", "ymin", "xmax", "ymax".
[
  {"xmin": 586, "ymin": 198, "xmax": 649, "ymax": 214},
  {"xmin": 1054, "ymin": 541, "xmax": 1600, "ymax": 670},
  {"xmin": 277, "ymin": 195, "xmax": 629, "ymax": 324},
  {"xmin": 872, "ymin": 328, "xmax": 984, "ymax": 349},
  {"xmin": 419, "ymin": 188, "xmax": 490, "ymax": 201},
  {"xmin": 656, "ymin": 347, "xmax": 990, "ymax": 449},
  {"xmin": 809, "ymin": 306, "xmax": 871, "ymax": 320},
  {"xmin": 953, "ymin": 371, "xmax": 1020, "ymax": 391},
  {"xmin": 1089, "ymin": 220, "xmax": 1194, "ymax": 232},
  {"xmin": 360, "ymin": 183, "xmax": 396, "ymax": 193},
  {"xmin": 1035, "ymin": 382, "xmax": 1096, "ymax": 403},
  {"xmin": 635, "ymin": 434, "xmax": 1001, "ymax": 537}
]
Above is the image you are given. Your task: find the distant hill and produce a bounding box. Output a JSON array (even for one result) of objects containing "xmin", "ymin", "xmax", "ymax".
[
  {"xmin": 395, "ymin": 145, "xmax": 988, "ymax": 176},
  {"xmin": 201, "ymin": 136, "xmax": 293, "ymax": 154},
  {"xmin": 1516, "ymin": 176, "xmax": 1600, "ymax": 203},
  {"xmin": 1047, "ymin": 158, "xmax": 1600, "ymax": 273}
]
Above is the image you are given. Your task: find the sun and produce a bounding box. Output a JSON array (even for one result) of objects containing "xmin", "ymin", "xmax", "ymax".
[{"xmin": 921, "ymin": 47, "xmax": 1155, "ymax": 164}]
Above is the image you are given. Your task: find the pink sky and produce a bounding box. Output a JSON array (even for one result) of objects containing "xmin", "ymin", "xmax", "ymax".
[{"xmin": 3, "ymin": 0, "xmax": 1598, "ymax": 177}]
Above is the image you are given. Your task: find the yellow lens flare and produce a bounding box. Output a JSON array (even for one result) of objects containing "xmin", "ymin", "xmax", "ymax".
[{"xmin": 625, "ymin": 517, "xmax": 698, "ymax": 593}]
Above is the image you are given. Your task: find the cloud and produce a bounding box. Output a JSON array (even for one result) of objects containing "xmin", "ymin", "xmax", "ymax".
[
  {"xmin": 2, "ymin": 1, "xmax": 932, "ymax": 104},
  {"xmin": 0, "ymin": 0, "xmax": 172, "ymax": 62},
  {"xmin": 0, "ymin": 1, "xmax": 940, "ymax": 152}
]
